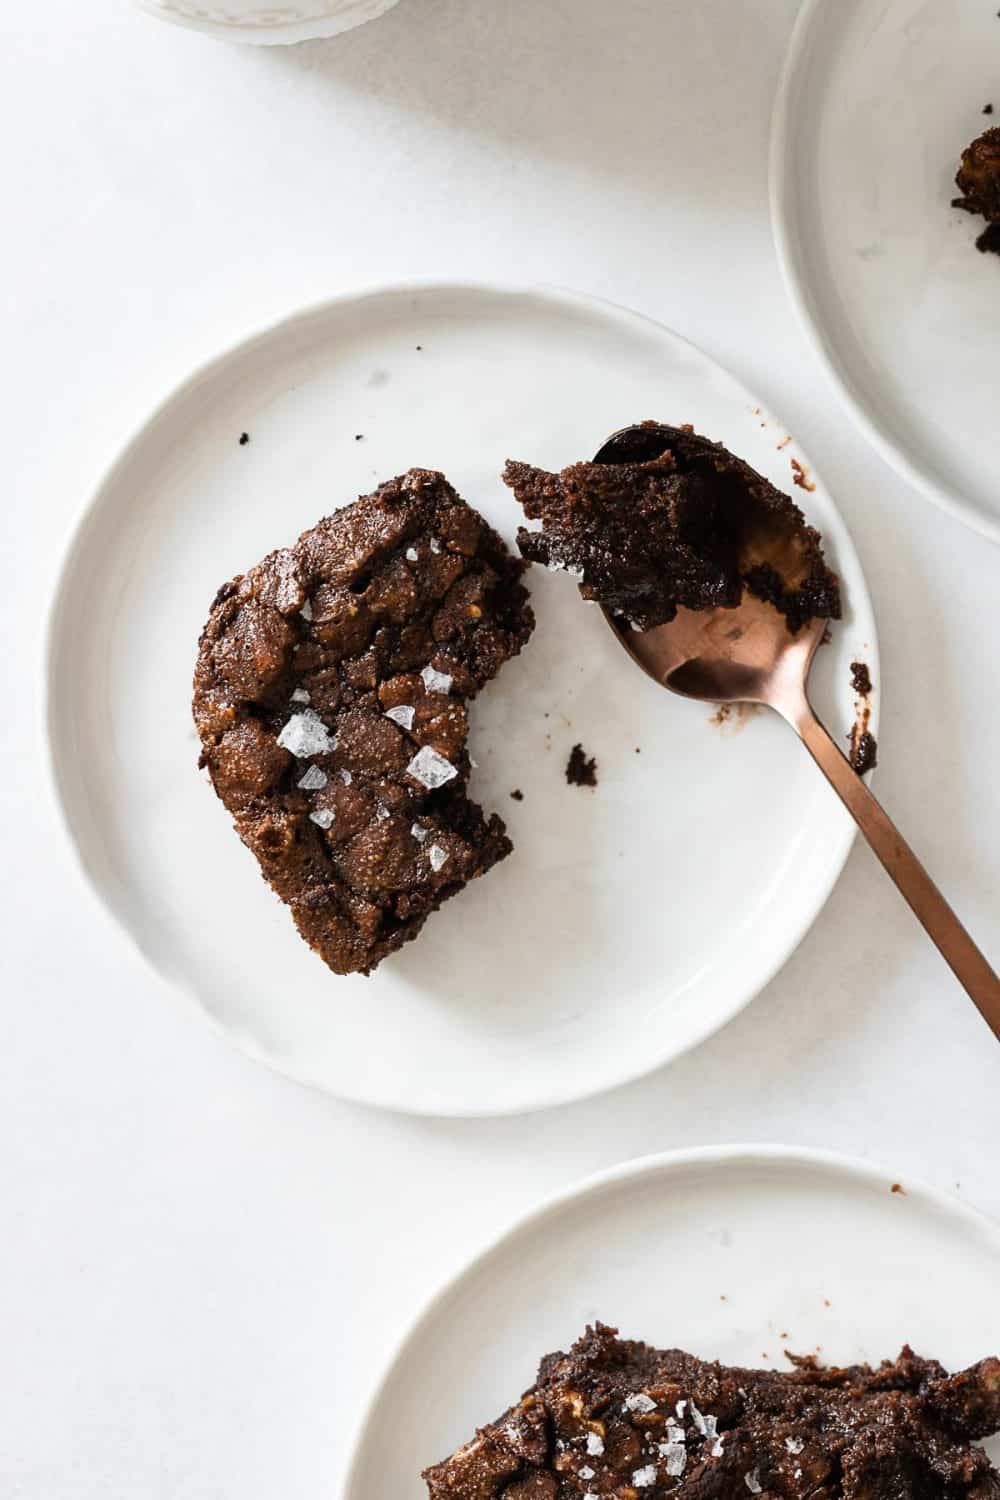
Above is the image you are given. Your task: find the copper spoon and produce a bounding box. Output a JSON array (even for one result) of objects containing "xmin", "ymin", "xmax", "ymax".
[{"xmin": 593, "ymin": 423, "xmax": 1000, "ymax": 1037}]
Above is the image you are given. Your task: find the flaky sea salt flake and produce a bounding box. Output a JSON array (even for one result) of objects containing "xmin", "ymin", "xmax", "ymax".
[
  {"xmin": 428, "ymin": 844, "xmax": 448, "ymax": 873},
  {"xmin": 375, "ymin": 804, "xmax": 390, "ymax": 822},
  {"xmin": 411, "ymin": 823, "xmax": 428, "ymax": 843},
  {"xmin": 624, "ymin": 1393, "xmax": 657, "ymax": 1415},
  {"xmin": 277, "ymin": 709, "xmax": 334, "ymax": 757},
  {"xmin": 633, "ymin": 1467, "xmax": 656, "ymax": 1489},
  {"xmin": 407, "ymin": 745, "xmax": 458, "ymax": 790},
  {"xmin": 585, "ymin": 1432, "xmax": 604, "ymax": 1457},
  {"xmin": 579, "ymin": 1466, "xmax": 594, "ymax": 1481},
  {"xmin": 406, "ymin": 547, "xmax": 419, "ymax": 563},
  {"xmin": 297, "ymin": 765, "xmax": 328, "ymax": 791},
  {"xmin": 385, "ymin": 705, "xmax": 415, "ymax": 731},
  {"xmin": 745, "ymin": 1469, "xmax": 763, "ymax": 1494},
  {"xmin": 785, "ymin": 1438, "xmax": 804, "ymax": 1456},
  {"xmin": 300, "ymin": 599, "xmax": 313, "ymax": 621},
  {"xmin": 421, "ymin": 665, "xmax": 453, "ymax": 695},
  {"xmin": 661, "ymin": 1443, "xmax": 687, "ymax": 1477},
  {"xmin": 291, "ymin": 687, "xmax": 311, "ymax": 703},
  {"xmin": 339, "ymin": 769, "xmax": 352, "ymax": 786},
  {"xmin": 309, "ymin": 808, "xmax": 334, "ymax": 830},
  {"xmin": 430, "ymin": 538, "xmax": 442, "ymax": 554}
]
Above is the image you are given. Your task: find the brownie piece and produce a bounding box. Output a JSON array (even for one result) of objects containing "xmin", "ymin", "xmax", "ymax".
[
  {"xmin": 504, "ymin": 426, "xmax": 841, "ymax": 635},
  {"xmin": 192, "ymin": 470, "xmax": 534, "ymax": 977},
  {"xmin": 954, "ymin": 126, "xmax": 1000, "ymax": 254},
  {"xmin": 424, "ymin": 1322, "xmax": 1000, "ymax": 1500}
]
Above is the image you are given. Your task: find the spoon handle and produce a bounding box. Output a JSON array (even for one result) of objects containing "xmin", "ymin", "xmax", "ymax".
[{"xmin": 788, "ymin": 699, "xmax": 1000, "ymax": 1037}]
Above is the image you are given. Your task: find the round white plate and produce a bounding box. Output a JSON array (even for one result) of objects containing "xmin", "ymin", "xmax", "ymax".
[
  {"xmin": 46, "ymin": 282, "xmax": 878, "ymax": 1116},
  {"xmin": 343, "ymin": 1146, "xmax": 1000, "ymax": 1497},
  {"xmin": 772, "ymin": 0, "xmax": 1000, "ymax": 544}
]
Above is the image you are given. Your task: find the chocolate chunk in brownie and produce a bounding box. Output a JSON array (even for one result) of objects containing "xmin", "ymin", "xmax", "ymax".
[
  {"xmin": 954, "ymin": 126, "xmax": 1000, "ymax": 254},
  {"xmin": 423, "ymin": 1322, "xmax": 1000, "ymax": 1500},
  {"xmin": 193, "ymin": 469, "xmax": 534, "ymax": 977},
  {"xmin": 503, "ymin": 425, "xmax": 841, "ymax": 635}
]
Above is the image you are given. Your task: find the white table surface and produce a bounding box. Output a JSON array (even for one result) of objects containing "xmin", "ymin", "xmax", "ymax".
[{"xmin": 3, "ymin": 1, "xmax": 999, "ymax": 1495}]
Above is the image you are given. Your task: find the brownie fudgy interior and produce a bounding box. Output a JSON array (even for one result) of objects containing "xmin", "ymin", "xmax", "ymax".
[
  {"xmin": 424, "ymin": 1322, "xmax": 1000, "ymax": 1500},
  {"xmin": 504, "ymin": 426, "xmax": 841, "ymax": 635},
  {"xmin": 192, "ymin": 469, "xmax": 534, "ymax": 977},
  {"xmin": 954, "ymin": 126, "xmax": 1000, "ymax": 255}
]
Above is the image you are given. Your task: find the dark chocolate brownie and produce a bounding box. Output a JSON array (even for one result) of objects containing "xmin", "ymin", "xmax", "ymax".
[
  {"xmin": 423, "ymin": 1322, "xmax": 1000, "ymax": 1500},
  {"xmin": 193, "ymin": 469, "xmax": 534, "ymax": 976},
  {"xmin": 503, "ymin": 426, "xmax": 841, "ymax": 635},
  {"xmin": 954, "ymin": 126, "xmax": 1000, "ymax": 254},
  {"xmin": 566, "ymin": 744, "xmax": 597, "ymax": 788}
]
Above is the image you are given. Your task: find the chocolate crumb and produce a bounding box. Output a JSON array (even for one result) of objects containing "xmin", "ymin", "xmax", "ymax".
[
  {"xmin": 891, "ymin": 1183, "xmax": 906, "ymax": 1195},
  {"xmin": 355, "ymin": 434, "xmax": 364, "ymax": 441},
  {"xmin": 976, "ymin": 222, "xmax": 1000, "ymax": 254},
  {"xmin": 510, "ymin": 789, "xmax": 524, "ymax": 801},
  {"xmin": 238, "ymin": 432, "xmax": 249, "ymax": 446},
  {"xmin": 566, "ymin": 744, "xmax": 597, "ymax": 787},
  {"xmin": 850, "ymin": 731, "xmax": 878, "ymax": 776},
  {"xmin": 985, "ymin": 104, "xmax": 995, "ymax": 115},
  {"xmin": 416, "ymin": 345, "xmax": 423, "ymax": 351},
  {"xmin": 850, "ymin": 660, "xmax": 872, "ymax": 695}
]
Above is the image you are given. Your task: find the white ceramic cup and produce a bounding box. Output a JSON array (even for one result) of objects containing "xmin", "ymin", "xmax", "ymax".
[{"xmin": 133, "ymin": 0, "xmax": 402, "ymax": 44}]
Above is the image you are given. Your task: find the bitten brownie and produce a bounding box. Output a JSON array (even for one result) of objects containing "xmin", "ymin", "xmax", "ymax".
[
  {"xmin": 192, "ymin": 470, "xmax": 534, "ymax": 976},
  {"xmin": 504, "ymin": 426, "xmax": 840, "ymax": 635},
  {"xmin": 423, "ymin": 1322, "xmax": 1000, "ymax": 1500},
  {"xmin": 954, "ymin": 126, "xmax": 1000, "ymax": 255}
]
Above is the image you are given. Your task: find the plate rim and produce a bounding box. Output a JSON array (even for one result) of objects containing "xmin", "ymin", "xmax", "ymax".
[
  {"xmin": 769, "ymin": 0, "xmax": 1000, "ymax": 548},
  {"xmin": 130, "ymin": 0, "xmax": 402, "ymax": 45},
  {"xmin": 340, "ymin": 1141, "xmax": 1000, "ymax": 1495},
  {"xmin": 42, "ymin": 278, "xmax": 879, "ymax": 1117}
]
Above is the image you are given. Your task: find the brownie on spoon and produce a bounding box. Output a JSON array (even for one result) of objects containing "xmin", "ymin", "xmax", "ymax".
[
  {"xmin": 423, "ymin": 1322, "xmax": 1000, "ymax": 1500},
  {"xmin": 953, "ymin": 125, "xmax": 1000, "ymax": 255},
  {"xmin": 192, "ymin": 469, "xmax": 534, "ymax": 977},
  {"xmin": 503, "ymin": 425, "xmax": 840, "ymax": 634}
]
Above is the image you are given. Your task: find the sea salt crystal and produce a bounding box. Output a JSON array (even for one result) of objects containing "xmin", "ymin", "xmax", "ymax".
[
  {"xmin": 411, "ymin": 823, "xmax": 428, "ymax": 843},
  {"xmin": 407, "ymin": 745, "xmax": 458, "ymax": 790},
  {"xmin": 309, "ymin": 808, "xmax": 334, "ymax": 830},
  {"xmin": 503, "ymin": 1424, "xmax": 519, "ymax": 1444},
  {"xmin": 421, "ymin": 664, "xmax": 453, "ymax": 695},
  {"xmin": 375, "ymin": 804, "xmax": 390, "ymax": 822},
  {"xmin": 785, "ymin": 1438, "xmax": 804, "ymax": 1456},
  {"xmin": 675, "ymin": 1400, "xmax": 688, "ymax": 1420},
  {"xmin": 300, "ymin": 599, "xmax": 313, "ymax": 621},
  {"xmin": 579, "ymin": 1467, "xmax": 595, "ymax": 1481},
  {"xmin": 385, "ymin": 705, "xmax": 415, "ymax": 731},
  {"xmin": 586, "ymin": 1432, "xmax": 604, "ymax": 1457},
  {"xmin": 624, "ymin": 1393, "xmax": 657, "ymax": 1415},
  {"xmin": 745, "ymin": 1470, "xmax": 763, "ymax": 1494},
  {"xmin": 277, "ymin": 710, "xmax": 334, "ymax": 757},
  {"xmin": 665, "ymin": 1421, "xmax": 686, "ymax": 1445},
  {"xmin": 660, "ymin": 1443, "xmax": 687, "ymax": 1477},
  {"xmin": 406, "ymin": 547, "xmax": 419, "ymax": 563},
  {"xmin": 430, "ymin": 538, "xmax": 442, "ymax": 554},
  {"xmin": 297, "ymin": 765, "xmax": 328, "ymax": 791},
  {"xmin": 428, "ymin": 844, "xmax": 448, "ymax": 873},
  {"xmin": 632, "ymin": 1467, "xmax": 656, "ymax": 1489},
  {"xmin": 690, "ymin": 1402, "xmax": 708, "ymax": 1436},
  {"xmin": 711, "ymin": 1434, "xmax": 725, "ymax": 1459},
  {"xmin": 339, "ymin": 769, "xmax": 353, "ymax": 786},
  {"xmin": 291, "ymin": 688, "xmax": 311, "ymax": 703}
]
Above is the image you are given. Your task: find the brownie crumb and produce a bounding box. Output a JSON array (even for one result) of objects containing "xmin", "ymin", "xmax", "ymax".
[
  {"xmin": 238, "ymin": 432, "xmax": 250, "ymax": 446},
  {"xmin": 355, "ymin": 434, "xmax": 364, "ymax": 441},
  {"xmin": 892, "ymin": 1182, "xmax": 906, "ymax": 1195},
  {"xmin": 850, "ymin": 660, "xmax": 873, "ymax": 695},
  {"xmin": 954, "ymin": 126, "xmax": 1000, "ymax": 255},
  {"xmin": 566, "ymin": 744, "xmax": 597, "ymax": 787},
  {"xmin": 985, "ymin": 104, "xmax": 995, "ymax": 115},
  {"xmin": 510, "ymin": 789, "xmax": 524, "ymax": 801},
  {"xmin": 851, "ymin": 731, "xmax": 879, "ymax": 775}
]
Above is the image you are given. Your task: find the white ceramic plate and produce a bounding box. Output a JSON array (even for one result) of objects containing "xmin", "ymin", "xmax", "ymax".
[
  {"xmin": 46, "ymin": 282, "xmax": 878, "ymax": 1116},
  {"xmin": 772, "ymin": 0, "xmax": 1000, "ymax": 544},
  {"xmin": 132, "ymin": 0, "xmax": 401, "ymax": 45},
  {"xmin": 343, "ymin": 1146, "xmax": 1000, "ymax": 1497}
]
